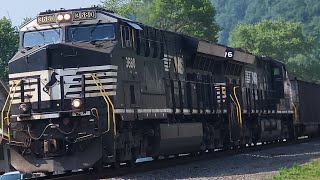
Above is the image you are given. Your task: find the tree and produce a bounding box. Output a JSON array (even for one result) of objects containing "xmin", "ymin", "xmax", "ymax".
[
  {"xmin": 102, "ymin": 0, "xmax": 143, "ymax": 18},
  {"xmin": 103, "ymin": 0, "xmax": 220, "ymax": 42},
  {"xmin": 212, "ymin": 0, "xmax": 320, "ymax": 45},
  {"xmin": 211, "ymin": 0, "xmax": 250, "ymax": 44},
  {"xmin": 0, "ymin": 17, "xmax": 19, "ymax": 81},
  {"xmin": 304, "ymin": 16, "xmax": 320, "ymax": 42},
  {"xmin": 287, "ymin": 52, "xmax": 320, "ymax": 82},
  {"xmin": 229, "ymin": 19, "xmax": 314, "ymax": 62}
]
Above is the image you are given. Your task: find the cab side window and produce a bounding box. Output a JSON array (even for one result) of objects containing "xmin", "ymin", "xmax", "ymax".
[{"xmin": 121, "ymin": 25, "xmax": 132, "ymax": 48}]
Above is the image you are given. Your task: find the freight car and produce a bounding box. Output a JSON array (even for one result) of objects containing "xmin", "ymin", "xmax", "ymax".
[
  {"xmin": 291, "ymin": 78, "xmax": 320, "ymax": 137},
  {"xmin": 0, "ymin": 6, "xmax": 308, "ymax": 173}
]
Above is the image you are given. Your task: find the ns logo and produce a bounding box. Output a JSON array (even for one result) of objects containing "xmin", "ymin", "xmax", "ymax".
[{"xmin": 125, "ymin": 57, "xmax": 136, "ymax": 69}]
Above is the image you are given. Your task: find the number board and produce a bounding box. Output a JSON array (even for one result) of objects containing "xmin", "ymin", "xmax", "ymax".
[
  {"xmin": 37, "ymin": 14, "xmax": 57, "ymax": 25},
  {"xmin": 73, "ymin": 10, "xmax": 97, "ymax": 21},
  {"xmin": 37, "ymin": 10, "xmax": 97, "ymax": 25},
  {"xmin": 224, "ymin": 48, "xmax": 234, "ymax": 59}
]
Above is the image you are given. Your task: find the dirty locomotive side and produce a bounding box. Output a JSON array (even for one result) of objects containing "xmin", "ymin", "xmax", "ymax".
[{"xmin": 3, "ymin": 7, "xmax": 296, "ymax": 173}]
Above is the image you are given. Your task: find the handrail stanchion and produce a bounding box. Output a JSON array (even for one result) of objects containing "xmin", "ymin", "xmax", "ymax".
[
  {"xmin": 1, "ymin": 80, "xmax": 21, "ymax": 142},
  {"xmin": 81, "ymin": 75, "xmax": 86, "ymax": 112},
  {"xmin": 84, "ymin": 74, "xmax": 116, "ymax": 136}
]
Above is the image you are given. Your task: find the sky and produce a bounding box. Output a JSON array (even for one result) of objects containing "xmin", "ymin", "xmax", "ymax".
[{"xmin": 0, "ymin": 0, "xmax": 103, "ymax": 26}]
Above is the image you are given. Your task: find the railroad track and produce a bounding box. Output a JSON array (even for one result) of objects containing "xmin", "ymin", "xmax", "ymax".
[{"xmin": 29, "ymin": 137, "xmax": 314, "ymax": 180}]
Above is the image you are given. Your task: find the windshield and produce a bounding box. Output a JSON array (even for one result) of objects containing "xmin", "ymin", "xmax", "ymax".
[
  {"xmin": 23, "ymin": 28, "xmax": 61, "ymax": 47},
  {"xmin": 67, "ymin": 24, "xmax": 115, "ymax": 42}
]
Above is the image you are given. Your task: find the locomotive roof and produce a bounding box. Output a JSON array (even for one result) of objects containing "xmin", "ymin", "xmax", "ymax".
[
  {"xmin": 21, "ymin": 7, "xmax": 286, "ymax": 66},
  {"xmin": 39, "ymin": 6, "xmax": 134, "ymax": 22},
  {"xmin": 20, "ymin": 6, "xmax": 133, "ymax": 32}
]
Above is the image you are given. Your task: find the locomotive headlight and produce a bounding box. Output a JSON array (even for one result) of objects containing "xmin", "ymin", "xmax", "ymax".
[
  {"xmin": 64, "ymin": 14, "xmax": 71, "ymax": 20},
  {"xmin": 72, "ymin": 99, "xmax": 82, "ymax": 109},
  {"xmin": 57, "ymin": 13, "xmax": 72, "ymax": 23},
  {"xmin": 57, "ymin": 14, "xmax": 64, "ymax": 21}
]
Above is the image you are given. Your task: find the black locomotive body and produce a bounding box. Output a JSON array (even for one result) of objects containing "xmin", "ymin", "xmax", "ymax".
[{"xmin": 1, "ymin": 7, "xmax": 303, "ymax": 173}]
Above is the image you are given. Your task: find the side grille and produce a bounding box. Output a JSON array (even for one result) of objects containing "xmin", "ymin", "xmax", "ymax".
[{"xmin": 59, "ymin": 65, "xmax": 118, "ymax": 99}]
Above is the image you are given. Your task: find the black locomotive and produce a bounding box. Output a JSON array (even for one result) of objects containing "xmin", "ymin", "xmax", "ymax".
[{"xmin": 1, "ymin": 7, "xmax": 318, "ymax": 173}]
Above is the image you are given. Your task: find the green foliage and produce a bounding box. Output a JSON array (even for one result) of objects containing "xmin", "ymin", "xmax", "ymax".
[
  {"xmin": 212, "ymin": 0, "xmax": 320, "ymax": 45},
  {"xmin": 0, "ymin": 17, "xmax": 18, "ymax": 81},
  {"xmin": 304, "ymin": 16, "xmax": 320, "ymax": 42},
  {"xmin": 229, "ymin": 20, "xmax": 315, "ymax": 62},
  {"xmin": 218, "ymin": 0, "xmax": 320, "ymax": 82},
  {"xmin": 229, "ymin": 19, "xmax": 319, "ymax": 81},
  {"xmin": 102, "ymin": 0, "xmax": 144, "ymax": 18},
  {"xmin": 287, "ymin": 52, "xmax": 320, "ymax": 83},
  {"xmin": 103, "ymin": 0, "xmax": 220, "ymax": 42},
  {"xmin": 274, "ymin": 160, "xmax": 320, "ymax": 180}
]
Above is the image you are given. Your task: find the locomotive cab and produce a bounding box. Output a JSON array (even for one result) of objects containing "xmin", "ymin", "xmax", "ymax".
[
  {"xmin": 20, "ymin": 9, "xmax": 118, "ymax": 46},
  {"xmin": 272, "ymin": 63, "xmax": 286, "ymax": 98},
  {"xmin": 5, "ymin": 7, "xmax": 135, "ymax": 172}
]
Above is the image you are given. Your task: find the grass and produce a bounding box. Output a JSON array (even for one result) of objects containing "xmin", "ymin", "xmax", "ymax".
[{"xmin": 274, "ymin": 160, "xmax": 320, "ymax": 180}]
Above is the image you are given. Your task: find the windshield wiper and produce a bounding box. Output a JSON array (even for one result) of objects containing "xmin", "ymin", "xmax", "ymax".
[
  {"xmin": 50, "ymin": 25, "xmax": 61, "ymax": 36},
  {"xmin": 71, "ymin": 29, "xmax": 77, "ymax": 42},
  {"xmin": 32, "ymin": 26, "xmax": 45, "ymax": 39},
  {"xmin": 70, "ymin": 22, "xmax": 85, "ymax": 42},
  {"xmin": 90, "ymin": 20, "xmax": 102, "ymax": 35},
  {"xmin": 36, "ymin": 31, "xmax": 44, "ymax": 38}
]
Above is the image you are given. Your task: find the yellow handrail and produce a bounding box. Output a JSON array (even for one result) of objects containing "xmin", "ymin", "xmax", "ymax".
[
  {"xmin": 1, "ymin": 80, "xmax": 21, "ymax": 142},
  {"xmin": 92, "ymin": 75, "xmax": 116, "ymax": 136},
  {"xmin": 292, "ymin": 103, "xmax": 298, "ymax": 124},
  {"xmin": 230, "ymin": 94, "xmax": 240, "ymax": 124},
  {"xmin": 233, "ymin": 86, "xmax": 243, "ymax": 126},
  {"xmin": 89, "ymin": 74, "xmax": 111, "ymax": 133},
  {"xmin": 91, "ymin": 108, "xmax": 100, "ymax": 120},
  {"xmin": 84, "ymin": 74, "xmax": 117, "ymax": 136},
  {"xmin": 1, "ymin": 73, "xmax": 117, "ymax": 143}
]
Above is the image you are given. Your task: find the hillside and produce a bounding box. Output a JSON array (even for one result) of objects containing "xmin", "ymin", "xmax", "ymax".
[{"xmin": 211, "ymin": 0, "xmax": 320, "ymax": 45}]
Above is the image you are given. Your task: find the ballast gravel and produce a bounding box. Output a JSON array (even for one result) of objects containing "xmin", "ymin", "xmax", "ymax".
[{"xmin": 105, "ymin": 140, "xmax": 320, "ymax": 180}]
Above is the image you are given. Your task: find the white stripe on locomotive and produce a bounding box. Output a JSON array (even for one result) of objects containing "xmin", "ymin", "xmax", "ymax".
[{"xmin": 9, "ymin": 65, "xmax": 118, "ymax": 104}]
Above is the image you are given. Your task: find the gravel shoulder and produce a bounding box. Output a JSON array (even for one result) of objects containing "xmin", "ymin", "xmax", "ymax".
[{"xmin": 106, "ymin": 140, "xmax": 320, "ymax": 180}]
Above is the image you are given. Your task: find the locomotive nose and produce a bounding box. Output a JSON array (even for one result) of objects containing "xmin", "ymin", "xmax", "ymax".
[
  {"xmin": 9, "ymin": 45, "xmax": 50, "ymax": 74},
  {"xmin": 8, "ymin": 42, "xmax": 116, "ymax": 115},
  {"xmin": 9, "ymin": 42, "xmax": 115, "ymax": 75}
]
